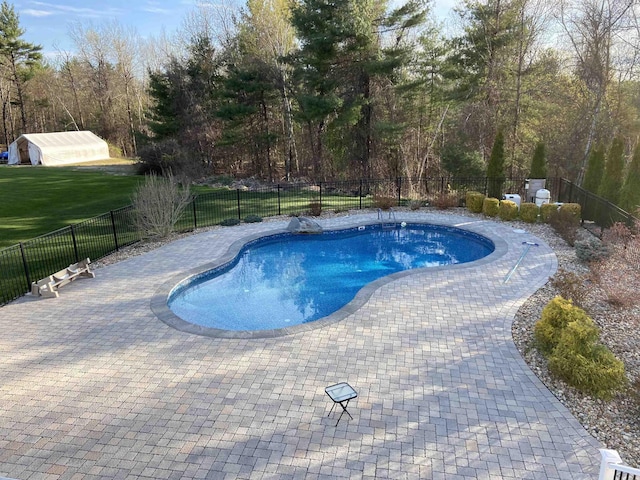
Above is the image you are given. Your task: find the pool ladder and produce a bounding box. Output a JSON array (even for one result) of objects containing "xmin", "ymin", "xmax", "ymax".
[{"xmin": 378, "ymin": 208, "xmax": 397, "ymax": 229}]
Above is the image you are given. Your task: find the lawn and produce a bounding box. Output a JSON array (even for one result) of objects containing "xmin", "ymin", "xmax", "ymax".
[{"xmin": 0, "ymin": 165, "xmax": 144, "ymax": 249}]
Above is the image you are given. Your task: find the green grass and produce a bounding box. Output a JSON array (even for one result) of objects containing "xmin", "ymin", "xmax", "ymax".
[{"xmin": 0, "ymin": 166, "xmax": 143, "ymax": 249}]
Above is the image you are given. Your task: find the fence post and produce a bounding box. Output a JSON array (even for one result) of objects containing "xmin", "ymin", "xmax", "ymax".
[
  {"xmin": 568, "ymin": 180, "xmax": 574, "ymax": 202},
  {"xmin": 70, "ymin": 224, "xmax": 79, "ymax": 262},
  {"xmin": 192, "ymin": 197, "xmax": 198, "ymax": 231},
  {"xmin": 236, "ymin": 189, "xmax": 242, "ymax": 220},
  {"xmin": 110, "ymin": 211, "xmax": 120, "ymax": 252},
  {"xmin": 359, "ymin": 179, "xmax": 363, "ymax": 210},
  {"xmin": 397, "ymin": 177, "xmax": 402, "ymax": 205},
  {"xmin": 319, "ymin": 182, "xmax": 323, "ymax": 210},
  {"xmin": 277, "ymin": 184, "xmax": 282, "ymax": 216},
  {"xmin": 19, "ymin": 242, "xmax": 31, "ymax": 289}
]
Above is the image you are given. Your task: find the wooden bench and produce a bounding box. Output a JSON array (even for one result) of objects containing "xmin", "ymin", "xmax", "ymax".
[{"xmin": 31, "ymin": 258, "xmax": 95, "ymax": 298}]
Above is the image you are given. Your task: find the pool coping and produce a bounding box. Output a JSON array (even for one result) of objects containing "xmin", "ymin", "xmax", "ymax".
[{"xmin": 151, "ymin": 217, "xmax": 509, "ymax": 339}]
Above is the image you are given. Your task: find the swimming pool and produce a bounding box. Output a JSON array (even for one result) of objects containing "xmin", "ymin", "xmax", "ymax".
[{"xmin": 167, "ymin": 223, "xmax": 494, "ymax": 332}]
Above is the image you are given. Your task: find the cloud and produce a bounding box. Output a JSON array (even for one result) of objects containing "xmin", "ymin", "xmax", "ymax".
[
  {"xmin": 22, "ymin": 9, "xmax": 54, "ymax": 17},
  {"xmin": 28, "ymin": 1, "xmax": 123, "ymax": 18},
  {"xmin": 141, "ymin": 2, "xmax": 172, "ymax": 15}
]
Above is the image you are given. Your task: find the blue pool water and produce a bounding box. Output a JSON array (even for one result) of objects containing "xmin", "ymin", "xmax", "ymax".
[{"xmin": 168, "ymin": 224, "xmax": 494, "ymax": 331}]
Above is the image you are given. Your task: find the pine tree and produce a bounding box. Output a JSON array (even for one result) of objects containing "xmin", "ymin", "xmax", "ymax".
[
  {"xmin": 598, "ymin": 137, "xmax": 625, "ymax": 205},
  {"xmin": 529, "ymin": 142, "xmax": 547, "ymax": 178},
  {"xmin": 619, "ymin": 143, "xmax": 640, "ymax": 214},
  {"xmin": 487, "ymin": 129, "xmax": 506, "ymax": 198},
  {"xmin": 582, "ymin": 144, "xmax": 605, "ymax": 193},
  {"xmin": 0, "ymin": 1, "xmax": 42, "ymax": 132}
]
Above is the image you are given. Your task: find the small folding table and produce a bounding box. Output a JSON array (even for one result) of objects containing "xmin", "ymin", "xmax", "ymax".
[{"xmin": 325, "ymin": 382, "xmax": 357, "ymax": 426}]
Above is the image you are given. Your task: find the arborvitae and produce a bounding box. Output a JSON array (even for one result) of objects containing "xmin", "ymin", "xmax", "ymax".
[
  {"xmin": 598, "ymin": 137, "xmax": 625, "ymax": 205},
  {"xmin": 619, "ymin": 142, "xmax": 640, "ymax": 214},
  {"xmin": 582, "ymin": 144, "xmax": 605, "ymax": 194},
  {"xmin": 529, "ymin": 142, "xmax": 547, "ymax": 178},
  {"xmin": 486, "ymin": 129, "xmax": 506, "ymax": 199}
]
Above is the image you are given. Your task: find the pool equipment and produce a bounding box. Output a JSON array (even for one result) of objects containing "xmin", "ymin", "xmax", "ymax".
[{"xmin": 504, "ymin": 241, "xmax": 538, "ymax": 283}]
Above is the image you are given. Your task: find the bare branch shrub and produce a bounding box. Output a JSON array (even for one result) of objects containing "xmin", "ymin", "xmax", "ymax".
[
  {"xmin": 549, "ymin": 207, "xmax": 580, "ymax": 246},
  {"xmin": 549, "ymin": 269, "xmax": 591, "ymax": 308},
  {"xmin": 430, "ymin": 192, "xmax": 458, "ymax": 210},
  {"xmin": 132, "ymin": 174, "xmax": 192, "ymax": 239},
  {"xmin": 373, "ymin": 196, "xmax": 397, "ymax": 210},
  {"xmin": 590, "ymin": 221, "xmax": 640, "ymax": 307}
]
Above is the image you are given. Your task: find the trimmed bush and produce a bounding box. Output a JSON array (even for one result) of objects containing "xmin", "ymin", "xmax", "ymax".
[
  {"xmin": 534, "ymin": 296, "xmax": 589, "ymax": 354},
  {"xmin": 561, "ymin": 203, "xmax": 582, "ymax": 221},
  {"xmin": 482, "ymin": 197, "xmax": 500, "ymax": 217},
  {"xmin": 498, "ymin": 200, "xmax": 518, "ymax": 221},
  {"xmin": 548, "ymin": 326, "xmax": 626, "ymax": 400},
  {"xmin": 519, "ymin": 202, "xmax": 539, "ymax": 223},
  {"xmin": 550, "ymin": 206, "xmax": 581, "ymax": 246},
  {"xmin": 220, "ymin": 218, "xmax": 241, "ymax": 226},
  {"xmin": 540, "ymin": 203, "xmax": 559, "ymax": 223},
  {"xmin": 244, "ymin": 215, "xmax": 263, "ymax": 223},
  {"xmin": 466, "ymin": 191, "xmax": 485, "ymax": 213}
]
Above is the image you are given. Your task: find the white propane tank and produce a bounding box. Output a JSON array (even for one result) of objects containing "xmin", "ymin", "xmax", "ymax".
[
  {"xmin": 503, "ymin": 194, "xmax": 521, "ymax": 209},
  {"xmin": 535, "ymin": 189, "xmax": 551, "ymax": 207}
]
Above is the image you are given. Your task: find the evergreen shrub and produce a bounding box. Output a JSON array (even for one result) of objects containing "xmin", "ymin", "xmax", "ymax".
[
  {"xmin": 519, "ymin": 203, "xmax": 539, "ymax": 223},
  {"xmin": 220, "ymin": 218, "xmax": 241, "ymax": 226},
  {"xmin": 529, "ymin": 142, "xmax": 547, "ymax": 178},
  {"xmin": 466, "ymin": 191, "xmax": 485, "ymax": 213},
  {"xmin": 244, "ymin": 215, "xmax": 263, "ymax": 223},
  {"xmin": 575, "ymin": 239, "xmax": 609, "ymax": 263},
  {"xmin": 482, "ymin": 198, "xmax": 500, "ymax": 217},
  {"xmin": 486, "ymin": 130, "xmax": 506, "ymax": 198},
  {"xmin": 548, "ymin": 325, "xmax": 626, "ymax": 400},
  {"xmin": 534, "ymin": 296, "xmax": 626, "ymax": 399},
  {"xmin": 498, "ymin": 200, "xmax": 518, "ymax": 221},
  {"xmin": 534, "ymin": 296, "xmax": 588, "ymax": 355}
]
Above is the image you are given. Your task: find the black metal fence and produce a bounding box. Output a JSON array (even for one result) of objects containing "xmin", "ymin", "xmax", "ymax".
[
  {"xmin": 557, "ymin": 178, "xmax": 639, "ymax": 232},
  {"xmin": 0, "ymin": 175, "xmax": 629, "ymax": 306}
]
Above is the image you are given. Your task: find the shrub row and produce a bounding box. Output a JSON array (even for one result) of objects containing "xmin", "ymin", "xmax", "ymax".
[
  {"xmin": 534, "ymin": 296, "xmax": 626, "ymax": 399},
  {"xmin": 465, "ymin": 191, "xmax": 582, "ymax": 225}
]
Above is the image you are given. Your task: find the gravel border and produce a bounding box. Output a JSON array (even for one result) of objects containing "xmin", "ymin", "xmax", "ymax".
[{"xmin": 94, "ymin": 207, "xmax": 640, "ymax": 469}]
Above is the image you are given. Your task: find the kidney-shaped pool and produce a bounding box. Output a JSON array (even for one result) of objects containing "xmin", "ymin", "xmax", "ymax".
[{"xmin": 167, "ymin": 223, "xmax": 494, "ymax": 333}]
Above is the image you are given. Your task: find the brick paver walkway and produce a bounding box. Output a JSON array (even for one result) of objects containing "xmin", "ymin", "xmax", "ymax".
[{"xmin": 0, "ymin": 212, "xmax": 602, "ymax": 479}]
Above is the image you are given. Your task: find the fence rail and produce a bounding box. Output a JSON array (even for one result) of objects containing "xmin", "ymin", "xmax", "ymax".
[{"xmin": 0, "ymin": 175, "xmax": 631, "ymax": 306}]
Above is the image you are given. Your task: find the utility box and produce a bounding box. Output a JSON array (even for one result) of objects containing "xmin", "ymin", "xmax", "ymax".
[
  {"xmin": 503, "ymin": 193, "xmax": 521, "ymax": 209},
  {"xmin": 525, "ymin": 178, "xmax": 546, "ymax": 203}
]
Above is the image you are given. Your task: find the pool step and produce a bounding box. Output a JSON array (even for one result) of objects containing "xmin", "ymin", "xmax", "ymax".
[{"xmin": 378, "ymin": 208, "xmax": 397, "ymax": 229}]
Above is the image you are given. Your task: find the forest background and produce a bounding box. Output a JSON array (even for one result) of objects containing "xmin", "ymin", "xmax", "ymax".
[{"xmin": 1, "ymin": 0, "xmax": 640, "ymax": 202}]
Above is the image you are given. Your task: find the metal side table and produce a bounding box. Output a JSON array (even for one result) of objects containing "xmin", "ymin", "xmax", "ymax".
[{"xmin": 325, "ymin": 382, "xmax": 357, "ymax": 426}]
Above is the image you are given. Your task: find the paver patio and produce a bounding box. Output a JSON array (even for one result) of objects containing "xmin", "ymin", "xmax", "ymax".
[{"xmin": 0, "ymin": 212, "xmax": 602, "ymax": 479}]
